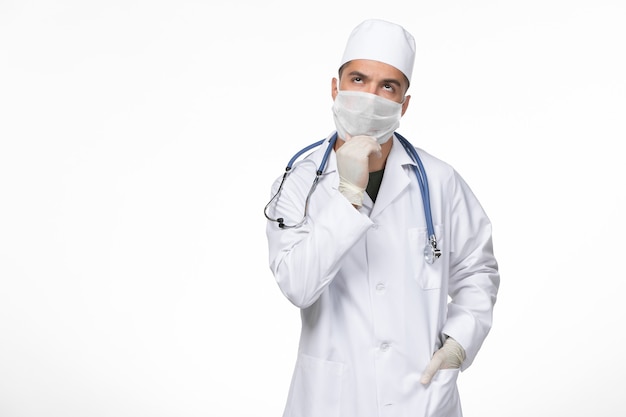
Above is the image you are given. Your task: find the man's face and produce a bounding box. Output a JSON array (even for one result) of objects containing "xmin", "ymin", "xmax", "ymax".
[{"xmin": 333, "ymin": 59, "xmax": 409, "ymax": 104}]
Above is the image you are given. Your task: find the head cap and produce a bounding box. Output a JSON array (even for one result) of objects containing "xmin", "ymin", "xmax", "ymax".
[{"xmin": 339, "ymin": 19, "xmax": 416, "ymax": 84}]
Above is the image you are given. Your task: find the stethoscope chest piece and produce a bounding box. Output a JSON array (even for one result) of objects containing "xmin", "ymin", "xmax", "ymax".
[{"xmin": 424, "ymin": 235, "xmax": 442, "ymax": 264}]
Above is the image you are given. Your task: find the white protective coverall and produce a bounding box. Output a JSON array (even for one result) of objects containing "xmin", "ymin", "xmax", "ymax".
[{"xmin": 266, "ymin": 132, "xmax": 499, "ymax": 417}]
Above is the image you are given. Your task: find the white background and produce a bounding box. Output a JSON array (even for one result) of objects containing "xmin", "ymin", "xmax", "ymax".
[{"xmin": 1, "ymin": 1, "xmax": 625, "ymax": 416}]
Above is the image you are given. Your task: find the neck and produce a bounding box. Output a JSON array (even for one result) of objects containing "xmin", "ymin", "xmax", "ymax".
[{"xmin": 369, "ymin": 138, "xmax": 393, "ymax": 172}]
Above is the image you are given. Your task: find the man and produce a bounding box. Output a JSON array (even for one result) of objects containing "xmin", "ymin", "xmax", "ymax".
[{"xmin": 265, "ymin": 18, "xmax": 499, "ymax": 417}]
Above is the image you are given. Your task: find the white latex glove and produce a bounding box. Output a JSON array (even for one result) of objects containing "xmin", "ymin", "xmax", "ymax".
[
  {"xmin": 420, "ymin": 337, "xmax": 466, "ymax": 385},
  {"xmin": 335, "ymin": 135, "xmax": 381, "ymax": 207}
]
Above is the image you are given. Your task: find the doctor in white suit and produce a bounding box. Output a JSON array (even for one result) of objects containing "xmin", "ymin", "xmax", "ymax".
[{"xmin": 265, "ymin": 18, "xmax": 500, "ymax": 417}]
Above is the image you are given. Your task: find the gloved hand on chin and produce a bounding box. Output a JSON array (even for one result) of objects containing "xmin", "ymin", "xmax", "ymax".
[
  {"xmin": 335, "ymin": 135, "xmax": 381, "ymax": 208},
  {"xmin": 420, "ymin": 336, "xmax": 466, "ymax": 385}
]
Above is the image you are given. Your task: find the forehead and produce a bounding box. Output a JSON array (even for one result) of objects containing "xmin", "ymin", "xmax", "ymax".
[{"xmin": 340, "ymin": 59, "xmax": 407, "ymax": 85}]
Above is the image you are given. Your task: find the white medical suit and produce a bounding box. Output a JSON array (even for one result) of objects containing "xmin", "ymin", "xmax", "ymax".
[{"xmin": 266, "ymin": 132, "xmax": 500, "ymax": 417}]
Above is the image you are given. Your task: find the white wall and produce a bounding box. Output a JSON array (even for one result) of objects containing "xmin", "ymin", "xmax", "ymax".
[{"xmin": 1, "ymin": 1, "xmax": 624, "ymax": 416}]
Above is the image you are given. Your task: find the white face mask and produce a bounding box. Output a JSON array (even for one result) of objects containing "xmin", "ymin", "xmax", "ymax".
[{"xmin": 332, "ymin": 89, "xmax": 403, "ymax": 144}]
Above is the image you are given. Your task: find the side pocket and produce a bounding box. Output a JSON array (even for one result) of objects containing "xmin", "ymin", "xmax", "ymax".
[
  {"xmin": 408, "ymin": 225, "xmax": 445, "ymax": 289},
  {"xmin": 284, "ymin": 353, "xmax": 345, "ymax": 417},
  {"xmin": 425, "ymin": 368, "xmax": 461, "ymax": 417}
]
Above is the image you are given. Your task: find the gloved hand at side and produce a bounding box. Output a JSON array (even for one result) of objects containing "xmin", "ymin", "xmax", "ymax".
[
  {"xmin": 335, "ymin": 135, "xmax": 381, "ymax": 207},
  {"xmin": 420, "ymin": 336, "xmax": 466, "ymax": 385}
]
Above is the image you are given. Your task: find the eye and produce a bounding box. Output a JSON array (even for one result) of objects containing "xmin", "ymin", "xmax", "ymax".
[
  {"xmin": 352, "ymin": 76, "xmax": 363, "ymax": 84},
  {"xmin": 383, "ymin": 83, "xmax": 394, "ymax": 92}
]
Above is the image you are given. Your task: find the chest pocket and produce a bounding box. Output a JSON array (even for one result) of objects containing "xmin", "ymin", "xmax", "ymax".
[{"xmin": 408, "ymin": 224, "xmax": 445, "ymax": 289}]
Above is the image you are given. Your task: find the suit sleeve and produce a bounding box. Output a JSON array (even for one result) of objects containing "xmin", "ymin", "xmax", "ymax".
[
  {"xmin": 441, "ymin": 170, "xmax": 500, "ymax": 370},
  {"xmin": 265, "ymin": 164, "xmax": 373, "ymax": 309}
]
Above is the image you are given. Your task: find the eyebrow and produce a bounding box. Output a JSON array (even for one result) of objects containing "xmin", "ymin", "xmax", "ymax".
[{"xmin": 346, "ymin": 70, "xmax": 403, "ymax": 88}]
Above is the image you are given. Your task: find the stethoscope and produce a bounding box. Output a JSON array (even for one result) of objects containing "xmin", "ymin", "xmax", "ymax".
[{"xmin": 264, "ymin": 132, "xmax": 442, "ymax": 264}]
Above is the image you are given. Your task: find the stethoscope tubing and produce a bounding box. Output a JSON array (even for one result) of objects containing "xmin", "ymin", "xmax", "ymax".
[
  {"xmin": 396, "ymin": 133, "xmax": 435, "ymax": 239},
  {"xmin": 264, "ymin": 132, "xmax": 441, "ymax": 263}
]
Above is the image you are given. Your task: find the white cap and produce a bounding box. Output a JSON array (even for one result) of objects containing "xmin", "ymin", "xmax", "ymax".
[{"xmin": 339, "ymin": 19, "xmax": 416, "ymax": 84}]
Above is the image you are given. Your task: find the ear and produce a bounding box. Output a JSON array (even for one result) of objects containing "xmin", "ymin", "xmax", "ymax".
[
  {"xmin": 401, "ymin": 95, "xmax": 411, "ymax": 116},
  {"xmin": 331, "ymin": 77, "xmax": 339, "ymax": 100}
]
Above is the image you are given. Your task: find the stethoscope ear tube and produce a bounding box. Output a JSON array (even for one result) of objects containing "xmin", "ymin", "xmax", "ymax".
[{"xmin": 264, "ymin": 134, "xmax": 338, "ymax": 229}]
